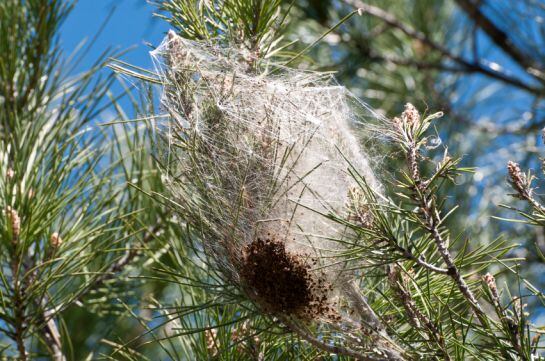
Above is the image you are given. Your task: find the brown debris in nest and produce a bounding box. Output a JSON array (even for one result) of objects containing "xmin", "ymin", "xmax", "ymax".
[{"xmin": 240, "ymin": 237, "xmax": 338, "ymax": 321}]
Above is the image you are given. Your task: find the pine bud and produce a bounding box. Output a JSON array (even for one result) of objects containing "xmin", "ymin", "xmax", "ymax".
[
  {"xmin": 205, "ymin": 329, "xmax": 218, "ymax": 357},
  {"xmin": 5, "ymin": 206, "xmax": 20, "ymax": 240},
  {"xmin": 483, "ymin": 273, "xmax": 499, "ymax": 301},
  {"xmin": 507, "ymin": 161, "xmax": 531, "ymax": 199},
  {"xmin": 392, "ymin": 116, "xmax": 403, "ymax": 132},
  {"xmin": 50, "ymin": 232, "xmax": 62, "ymax": 248},
  {"xmin": 401, "ymin": 103, "xmax": 421, "ymax": 127}
]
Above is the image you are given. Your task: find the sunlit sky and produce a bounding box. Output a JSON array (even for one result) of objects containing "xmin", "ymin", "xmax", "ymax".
[{"xmin": 60, "ymin": 0, "xmax": 169, "ymax": 73}]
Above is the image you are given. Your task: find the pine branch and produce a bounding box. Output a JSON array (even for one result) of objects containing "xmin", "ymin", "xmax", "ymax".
[
  {"xmin": 40, "ymin": 299, "xmax": 65, "ymax": 361},
  {"xmin": 344, "ymin": 0, "xmax": 544, "ymax": 95},
  {"xmin": 453, "ymin": 0, "xmax": 544, "ymax": 77},
  {"xmin": 398, "ymin": 246, "xmax": 450, "ymax": 274},
  {"xmin": 399, "ymin": 105, "xmax": 487, "ymax": 323},
  {"xmin": 388, "ymin": 266, "xmax": 450, "ymax": 360},
  {"xmin": 8, "ymin": 208, "xmax": 27, "ymax": 360},
  {"xmin": 507, "ymin": 161, "xmax": 545, "ymax": 213},
  {"xmin": 12, "ymin": 275, "xmax": 27, "ymax": 361},
  {"xmin": 343, "ymin": 283, "xmax": 407, "ymax": 360},
  {"xmin": 282, "ymin": 317, "xmax": 402, "ymax": 361},
  {"xmin": 71, "ymin": 224, "xmax": 162, "ymax": 306}
]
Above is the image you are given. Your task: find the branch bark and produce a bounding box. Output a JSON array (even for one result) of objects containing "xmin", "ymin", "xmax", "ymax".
[
  {"xmin": 9, "ymin": 209, "xmax": 27, "ymax": 361},
  {"xmin": 343, "ymin": 283, "xmax": 406, "ymax": 360},
  {"xmin": 388, "ymin": 266, "xmax": 450, "ymax": 360},
  {"xmin": 40, "ymin": 301, "xmax": 65, "ymax": 361}
]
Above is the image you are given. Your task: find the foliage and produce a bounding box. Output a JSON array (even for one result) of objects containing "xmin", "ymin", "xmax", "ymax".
[
  {"xmin": 106, "ymin": 1, "xmax": 545, "ymax": 360},
  {"xmin": 0, "ymin": 0, "xmax": 166, "ymax": 359},
  {"xmin": 3, "ymin": 0, "xmax": 545, "ymax": 360},
  {"xmin": 288, "ymin": 0, "xmax": 545, "ymax": 281}
]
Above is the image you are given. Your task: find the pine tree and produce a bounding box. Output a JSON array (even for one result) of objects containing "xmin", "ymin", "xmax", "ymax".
[
  {"xmin": 2, "ymin": 1, "xmax": 545, "ymax": 360},
  {"xmin": 110, "ymin": 1, "xmax": 545, "ymax": 359},
  {"xmin": 0, "ymin": 1, "xmax": 166, "ymax": 359}
]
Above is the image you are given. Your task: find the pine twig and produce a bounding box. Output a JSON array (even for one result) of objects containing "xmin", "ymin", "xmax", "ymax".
[
  {"xmin": 72, "ymin": 224, "xmax": 162, "ymax": 305},
  {"xmin": 40, "ymin": 300, "xmax": 65, "ymax": 361},
  {"xmin": 406, "ymin": 141, "xmax": 487, "ymax": 323},
  {"xmin": 344, "ymin": 282, "xmax": 385, "ymax": 333},
  {"xmin": 507, "ymin": 161, "xmax": 545, "ymax": 213},
  {"xmin": 7, "ymin": 208, "xmax": 27, "ymax": 361},
  {"xmin": 343, "ymin": 283, "xmax": 407, "ymax": 360},
  {"xmin": 388, "ymin": 266, "xmax": 451, "ymax": 360},
  {"xmin": 281, "ymin": 317, "xmax": 402, "ymax": 361},
  {"xmin": 13, "ymin": 282, "xmax": 27, "ymax": 361},
  {"xmin": 392, "ymin": 104, "xmax": 487, "ymax": 324},
  {"xmin": 396, "ymin": 241, "xmax": 449, "ymax": 275},
  {"xmin": 483, "ymin": 273, "xmax": 525, "ymax": 358}
]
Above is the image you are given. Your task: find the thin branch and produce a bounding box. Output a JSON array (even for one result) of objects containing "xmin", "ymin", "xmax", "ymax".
[
  {"xmin": 72, "ymin": 224, "xmax": 162, "ymax": 305},
  {"xmin": 453, "ymin": 0, "xmax": 544, "ymax": 77},
  {"xmin": 344, "ymin": 282, "xmax": 385, "ymax": 333},
  {"xmin": 12, "ymin": 271, "xmax": 27, "ymax": 361},
  {"xmin": 395, "ymin": 244, "xmax": 450, "ymax": 275},
  {"xmin": 40, "ymin": 299, "xmax": 65, "ymax": 361},
  {"xmin": 369, "ymin": 53, "xmax": 465, "ymax": 72},
  {"xmin": 388, "ymin": 266, "xmax": 450, "ymax": 360},
  {"xmin": 507, "ymin": 161, "xmax": 545, "ymax": 213},
  {"xmin": 8, "ymin": 208, "xmax": 27, "ymax": 361},
  {"xmin": 281, "ymin": 317, "xmax": 402, "ymax": 361},
  {"xmin": 343, "ymin": 283, "xmax": 407, "ymax": 360},
  {"xmin": 483, "ymin": 274, "xmax": 524, "ymax": 357},
  {"xmin": 391, "ymin": 105, "xmax": 488, "ymax": 325},
  {"xmin": 407, "ymin": 143, "xmax": 488, "ymax": 324},
  {"xmin": 344, "ymin": 0, "xmax": 544, "ymax": 95}
]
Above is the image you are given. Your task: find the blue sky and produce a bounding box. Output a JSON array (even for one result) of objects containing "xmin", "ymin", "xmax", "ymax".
[
  {"xmin": 59, "ymin": 1, "xmax": 171, "ymax": 122},
  {"xmin": 60, "ymin": 0, "xmax": 169, "ymax": 73}
]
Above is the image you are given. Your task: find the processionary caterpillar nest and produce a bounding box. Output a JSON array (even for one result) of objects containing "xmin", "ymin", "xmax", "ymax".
[{"xmin": 153, "ymin": 31, "xmax": 383, "ymax": 320}]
